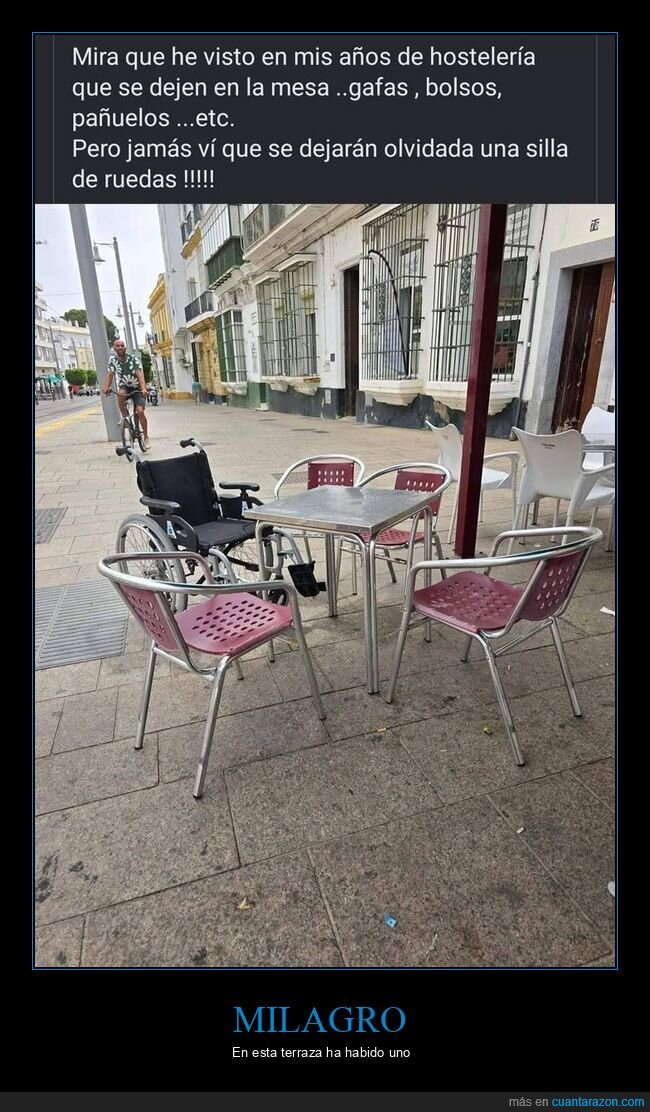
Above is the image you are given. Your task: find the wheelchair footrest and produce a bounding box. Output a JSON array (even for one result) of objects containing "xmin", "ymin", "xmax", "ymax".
[{"xmin": 287, "ymin": 562, "xmax": 326, "ymax": 598}]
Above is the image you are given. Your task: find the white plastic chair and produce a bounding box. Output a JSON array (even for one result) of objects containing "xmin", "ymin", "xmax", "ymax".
[
  {"xmin": 425, "ymin": 420, "xmax": 519, "ymax": 543},
  {"xmin": 512, "ymin": 428, "xmax": 615, "ymax": 550},
  {"xmin": 581, "ymin": 406, "xmax": 615, "ymax": 476}
]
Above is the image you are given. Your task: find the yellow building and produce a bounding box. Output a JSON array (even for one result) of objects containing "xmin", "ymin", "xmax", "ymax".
[{"xmin": 147, "ymin": 275, "xmax": 191, "ymax": 399}]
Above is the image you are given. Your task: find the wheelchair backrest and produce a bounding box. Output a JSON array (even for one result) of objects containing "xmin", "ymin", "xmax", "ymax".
[{"xmin": 136, "ymin": 451, "xmax": 221, "ymax": 526}]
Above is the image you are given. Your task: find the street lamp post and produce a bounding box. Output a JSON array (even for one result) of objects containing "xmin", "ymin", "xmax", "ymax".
[
  {"xmin": 69, "ymin": 205, "xmax": 121, "ymax": 442},
  {"xmin": 93, "ymin": 237, "xmax": 136, "ymax": 353}
]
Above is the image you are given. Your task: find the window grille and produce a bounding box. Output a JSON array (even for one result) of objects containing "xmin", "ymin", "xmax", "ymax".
[
  {"xmin": 429, "ymin": 203, "xmax": 533, "ymax": 384},
  {"xmin": 216, "ymin": 310, "xmax": 247, "ymax": 383},
  {"xmin": 257, "ymin": 263, "xmax": 317, "ymax": 378},
  {"xmin": 360, "ymin": 203, "xmax": 427, "ymax": 382}
]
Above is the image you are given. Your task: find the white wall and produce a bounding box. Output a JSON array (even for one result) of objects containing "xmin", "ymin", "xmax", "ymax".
[{"xmin": 320, "ymin": 218, "xmax": 363, "ymax": 391}]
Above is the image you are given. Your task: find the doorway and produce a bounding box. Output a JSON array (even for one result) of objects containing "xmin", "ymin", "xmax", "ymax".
[
  {"xmin": 552, "ymin": 260, "xmax": 615, "ymax": 430},
  {"xmin": 343, "ymin": 265, "xmax": 360, "ymax": 416}
]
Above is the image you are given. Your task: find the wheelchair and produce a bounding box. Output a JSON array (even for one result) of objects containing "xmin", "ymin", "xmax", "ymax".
[{"xmin": 115, "ymin": 438, "xmax": 325, "ymax": 610}]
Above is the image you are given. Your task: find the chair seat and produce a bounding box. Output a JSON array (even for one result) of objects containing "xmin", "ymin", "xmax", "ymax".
[
  {"xmin": 176, "ymin": 592, "xmax": 293, "ymax": 655},
  {"xmin": 359, "ymin": 527, "xmax": 425, "ymax": 547},
  {"xmin": 581, "ymin": 481, "xmax": 616, "ymax": 508},
  {"xmin": 480, "ymin": 466, "xmax": 511, "ymax": 490},
  {"xmin": 194, "ymin": 518, "xmax": 256, "ymax": 551},
  {"xmin": 413, "ymin": 571, "xmax": 522, "ymax": 633}
]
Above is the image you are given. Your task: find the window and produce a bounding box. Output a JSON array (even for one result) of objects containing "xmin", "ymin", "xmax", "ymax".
[
  {"xmin": 202, "ymin": 204, "xmax": 241, "ymax": 262},
  {"xmin": 215, "ymin": 310, "xmax": 247, "ymax": 383},
  {"xmin": 429, "ymin": 203, "xmax": 533, "ymax": 384},
  {"xmin": 257, "ymin": 263, "xmax": 318, "ymax": 378},
  {"xmin": 187, "ymin": 278, "xmax": 198, "ymax": 302},
  {"xmin": 361, "ymin": 203, "xmax": 427, "ymax": 381}
]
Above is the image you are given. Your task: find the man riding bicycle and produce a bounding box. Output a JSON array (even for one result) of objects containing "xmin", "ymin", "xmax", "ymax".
[{"xmin": 102, "ymin": 339, "xmax": 151, "ymax": 449}]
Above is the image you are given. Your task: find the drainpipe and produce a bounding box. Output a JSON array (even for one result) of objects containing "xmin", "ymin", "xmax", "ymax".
[{"xmin": 511, "ymin": 203, "xmax": 548, "ymax": 434}]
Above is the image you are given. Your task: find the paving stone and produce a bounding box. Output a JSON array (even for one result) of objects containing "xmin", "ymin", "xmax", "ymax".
[
  {"xmin": 313, "ymin": 627, "xmax": 454, "ymax": 692},
  {"xmin": 573, "ymin": 567, "xmax": 616, "ymax": 597},
  {"xmin": 561, "ymin": 591, "xmax": 617, "ymax": 636},
  {"xmin": 35, "ymin": 566, "xmax": 82, "ymax": 589},
  {"xmin": 570, "ymin": 759, "xmax": 615, "ymax": 811},
  {"xmin": 494, "ymin": 690, "xmax": 611, "ymax": 771},
  {"xmin": 573, "ymin": 676, "xmax": 615, "ymax": 749},
  {"xmin": 455, "ymin": 644, "xmax": 570, "ymax": 705},
  {"xmin": 35, "ymin": 660, "xmax": 100, "ymax": 702},
  {"xmin": 564, "ymin": 634, "xmax": 615, "ymax": 683},
  {"xmin": 34, "ymin": 917, "xmax": 85, "ymax": 967},
  {"xmin": 266, "ymin": 648, "xmax": 332, "ymax": 700},
  {"xmin": 69, "ymin": 533, "xmax": 117, "ymax": 554},
  {"xmin": 98, "ymin": 650, "xmax": 172, "ymax": 689},
  {"xmin": 321, "ymin": 667, "xmax": 479, "ymax": 742},
  {"xmin": 226, "ymin": 733, "xmax": 441, "ymax": 863},
  {"xmin": 113, "ymin": 659, "xmax": 283, "ymax": 740},
  {"xmin": 36, "ymin": 734, "xmax": 159, "ymax": 814},
  {"xmin": 491, "ymin": 773, "xmax": 614, "ymax": 947},
  {"xmin": 393, "ymin": 711, "xmax": 549, "ymax": 804},
  {"xmin": 159, "ymin": 698, "xmax": 329, "ymax": 782},
  {"xmin": 35, "ymin": 778, "xmax": 238, "ymax": 925},
  {"xmin": 82, "ymin": 854, "xmax": 342, "ymax": 967},
  {"xmin": 35, "ymin": 699, "xmax": 64, "ymax": 759},
  {"xmin": 582, "ymin": 952, "xmax": 615, "ymax": 967},
  {"xmin": 52, "ymin": 688, "xmax": 119, "ymax": 753},
  {"xmin": 310, "ymin": 798, "xmax": 605, "ymax": 967}
]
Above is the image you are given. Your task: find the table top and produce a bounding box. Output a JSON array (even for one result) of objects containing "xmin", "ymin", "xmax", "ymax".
[
  {"xmin": 581, "ymin": 438, "xmax": 615, "ymax": 453},
  {"xmin": 244, "ymin": 485, "xmax": 436, "ymax": 535}
]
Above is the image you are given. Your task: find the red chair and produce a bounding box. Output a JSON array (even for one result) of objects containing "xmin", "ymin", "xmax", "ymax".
[
  {"xmin": 352, "ymin": 462, "xmax": 453, "ymax": 584},
  {"xmin": 274, "ymin": 454, "xmax": 366, "ymax": 593},
  {"xmin": 98, "ymin": 551, "xmax": 325, "ymax": 799},
  {"xmin": 386, "ymin": 526, "xmax": 601, "ymax": 765}
]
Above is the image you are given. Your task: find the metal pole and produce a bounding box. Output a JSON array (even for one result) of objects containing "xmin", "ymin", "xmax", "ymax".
[
  {"xmin": 68, "ymin": 205, "xmax": 121, "ymax": 442},
  {"xmin": 366, "ymin": 249, "xmax": 409, "ymax": 377},
  {"xmin": 455, "ymin": 204, "xmax": 508, "ymax": 557},
  {"xmin": 113, "ymin": 237, "xmax": 136, "ymax": 353},
  {"xmin": 129, "ymin": 302, "xmax": 139, "ymax": 356}
]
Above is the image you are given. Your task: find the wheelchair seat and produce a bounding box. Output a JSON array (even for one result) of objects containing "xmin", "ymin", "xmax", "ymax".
[{"xmin": 194, "ymin": 519, "xmax": 257, "ymax": 550}]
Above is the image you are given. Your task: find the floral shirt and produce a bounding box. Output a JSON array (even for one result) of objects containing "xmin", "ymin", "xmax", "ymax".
[{"xmin": 108, "ymin": 352, "xmax": 142, "ymax": 389}]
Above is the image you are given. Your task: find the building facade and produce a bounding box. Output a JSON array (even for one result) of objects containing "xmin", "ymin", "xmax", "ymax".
[
  {"xmin": 34, "ymin": 284, "xmax": 57, "ymax": 379},
  {"xmin": 50, "ymin": 318, "xmax": 95, "ymax": 373},
  {"xmin": 155, "ymin": 203, "xmax": 615, "ymax": 435}
]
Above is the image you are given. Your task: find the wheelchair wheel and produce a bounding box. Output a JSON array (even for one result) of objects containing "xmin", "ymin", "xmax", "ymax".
[
  {"xmin": 222, "ymin": 538, "xmax": 265, "ymax": 583},
  {"xmin": 115, "ymin": 515, "xmax": 188, "ymax": 612}
]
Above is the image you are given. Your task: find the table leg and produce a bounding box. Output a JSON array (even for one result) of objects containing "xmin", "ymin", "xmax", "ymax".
[
  {"xmin": 325, "ymin": 533, "xmax": 338, "ymax": 618},
  {"xmin": 361, "ymin": 536, "xmax": 379, "ymax": 694},
  {"xmin": 423, "ymin": 506, "xmax": 433, "ymax": 643},
  {"xmin": 255, "ymin": 520, "xmax": 275, "ymax": 662}
]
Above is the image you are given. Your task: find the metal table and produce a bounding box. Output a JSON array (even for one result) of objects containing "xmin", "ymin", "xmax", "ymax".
[{"xmin": 244, "ymin": 485, "xmax": 436, "ymax": 694}]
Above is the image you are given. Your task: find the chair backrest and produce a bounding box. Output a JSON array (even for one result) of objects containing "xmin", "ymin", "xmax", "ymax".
[
  {"xmin": 274, "ymin": 454, "xmax": 365, "ymax": 498},
  {"xmin": 117, "ymin": 581, "xmax": 182, "ymax": 652},
  {"xmin": 361, "ymin": 462, "xmax": 451, "ymax": 518},
  {"xmin": 515, "ymin": 547, "xmax": 590, "ymax": 623},
  {"xmin": 136, "ymin": 450, "xmax": 220, "ymax": 526},
  {"xmin": 307, "ymin": 460, "xmax": 355, "ymax": 489},
  {"xmin": 425, "ymin": 421, "xmax": 463, "ymax": 481},
  {"xmin": 512, "ymin": 428, "xmax": 583, "ymax": 504},
  {"xmin": 581, "ymin": 406, "xmax": 615, "ymax": 444}
]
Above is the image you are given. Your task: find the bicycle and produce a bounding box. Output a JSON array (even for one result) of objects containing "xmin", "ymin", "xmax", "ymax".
[{"xmin": 107, "ymin": 388, "xmax": 146, "ymax": 452}]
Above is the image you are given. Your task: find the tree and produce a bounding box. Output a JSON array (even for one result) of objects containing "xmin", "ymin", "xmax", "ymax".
[
  {"xmin": 140, "ymin": 350, "xmax": 153, "ymax": 383},
  {"xmin": 63, "ymin": 309, "xmax": 117, "ymax": 344},
  {"xmin": 65, "ymin": 369, "xmax": 87, "ymax": 387},
  {"xmin": 85, "ymin": 369, "xmax": 98, "ymax": 386}
]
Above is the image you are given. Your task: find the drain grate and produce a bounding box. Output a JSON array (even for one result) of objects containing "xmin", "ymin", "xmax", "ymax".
[
  {"xmin": 35, "ymin": 507, "xmax": 67, "ymax": 544},
  {"xmin": 272, "ymin": 471, "xmax": 308, "ymax": 486},
  {"xmin": 35, "ymin": 579, "xmax": 128, "ymax": 670}
]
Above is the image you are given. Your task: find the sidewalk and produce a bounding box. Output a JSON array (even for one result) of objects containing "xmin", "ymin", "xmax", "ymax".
[{"xmin": 34, "ymin": 401, "xmax": 615, "ymax": 968}]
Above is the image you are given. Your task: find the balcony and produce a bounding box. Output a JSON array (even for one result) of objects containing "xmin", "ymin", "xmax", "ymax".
[
  {"xmin": 184, "ymin": 290, "xmax": 214, "ymax": 325},
  {"xmin": 242, "ymin": 204, "xmax": 302, "ymax": 252},
  {"xmin": 206, "ymin": 238, "xmax": 244, "ymax": 287}
]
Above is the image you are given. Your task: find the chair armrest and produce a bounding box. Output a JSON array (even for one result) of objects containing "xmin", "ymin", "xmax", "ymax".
[
  {"xmin": 483, "ymin": 451, "xmax": 520, "ymax": 473},
  {"xmin": 139, "ymin": 495, "xmax": 181, "ymax": 513},
  {"xmin": 219, "ymin": 481, "xmax": 261, "ymax": 493}
]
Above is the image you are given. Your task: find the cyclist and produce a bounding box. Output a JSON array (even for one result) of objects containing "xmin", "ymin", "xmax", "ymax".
[{"xmin": 102, "ymin": 339, "xmax": 151, "ymax": 449}]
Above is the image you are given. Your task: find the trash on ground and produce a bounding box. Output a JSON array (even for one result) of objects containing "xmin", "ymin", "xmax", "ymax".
[
  {"xmin": 607, "ymin": 881, "xmax": 615, "ymax": 898},
  {"xmin": 483, "ymin": 724, "xmax": 493, "ymax": 735},
  {"xmin": 516, "ymin": 827, "xmax": 525, "ymax": 834},
  {"xmin": 600, "ymin": 607, "xmax": 615, "ymax": 617},
  {"xmin": 375, "ymin": 727, "xmax": 387, "ymax": 733},
  {"xmin": 425, "ymin": 931, "xmax": 439, "ymax": 955},
  {"xmin": 384, "ymin": 913, "xmax": 397, "ymax": 929},
  {"xmin": 238, "ymin": 898, "xmax": 254, "ymax": 911}
]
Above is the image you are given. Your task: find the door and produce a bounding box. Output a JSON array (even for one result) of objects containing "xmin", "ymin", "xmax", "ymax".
[
  {"xmin": 343, "ymin": 266, "xmax": 360, "ymax": 416},
  {"xmin": 553, "ymin": 261, "xmax": 615, "ymax": 430}
]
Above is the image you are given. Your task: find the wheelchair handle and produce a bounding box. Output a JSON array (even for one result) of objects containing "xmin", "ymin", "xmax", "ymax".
[{"xmin": 180, "ymin": 437, "xmax": 203, "ymax": 451}]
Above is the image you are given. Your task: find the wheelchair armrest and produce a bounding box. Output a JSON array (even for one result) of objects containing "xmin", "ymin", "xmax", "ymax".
[
  {"xmin": 139, "ymin": 495, "xmax": 181, "ymax": 513},
  {"xmin": 219, "ymin": 481, "xmax": 261, "ymax": 493}
]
